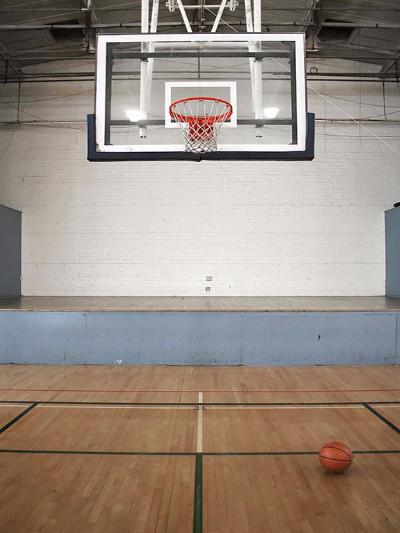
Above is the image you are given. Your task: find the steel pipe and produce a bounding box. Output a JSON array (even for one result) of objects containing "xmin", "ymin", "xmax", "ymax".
[
  {"xmin": 1, "ymin": 22, "xmax": 400, "ymax": 29},
  {"xmin": 0, "ymin": 6, "xmax": 400, "ymax": 12}
]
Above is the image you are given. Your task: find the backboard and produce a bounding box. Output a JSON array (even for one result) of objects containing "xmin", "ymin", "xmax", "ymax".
[{"xmin": 88, "ymin": 33, "xmax": 315, "ymax": 161}]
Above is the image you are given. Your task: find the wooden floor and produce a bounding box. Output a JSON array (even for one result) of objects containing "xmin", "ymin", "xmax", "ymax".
[
  {"xmin": 0, "ymin": 365, "xmax": 399, "ymax": 532},
  {"xmin": 2, "ymin": 295, "xmax": 400, "ymax": 312}
]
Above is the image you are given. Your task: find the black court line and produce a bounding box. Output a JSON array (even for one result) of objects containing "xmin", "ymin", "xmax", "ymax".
[
  {"xmin": 0, "ymin": 400, "xmax": 399, "ymax": 407},
  {"xmin": 0, "ymin": 401, "xmax": 33, "ymax": 405},
  {"xmin": 363, "ymin": 403, "xmax": 400, "ymax": 433},
  {"xmin": 193, "ymin": 454, "xmax": 203, "ymax": 533},
  {"xmin": 202, "ymin": 450, "xmax": 400, "ymax": 456},
  {"xmin": 0, "ymin": 449, "xmax": 196, "ymax": 456},
  {"xmin": 0, "ymin": 449, "xmax": 398, "ymax": 456},
  {"xmin": 0, "ymin": 403, "xmax": 37, "ymax": 434}
]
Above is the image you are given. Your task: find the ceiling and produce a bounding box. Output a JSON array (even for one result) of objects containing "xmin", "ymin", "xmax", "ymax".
[{"xmin": 0, "ymin": 0, "xmax": 400, "ymax": 81}]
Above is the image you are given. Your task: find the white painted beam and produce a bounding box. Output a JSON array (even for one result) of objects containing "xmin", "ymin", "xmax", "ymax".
[
  {"xmin": 253, "ymin": 0, "xmax": 261, "ymax": 31},
  {"xmin": 146, "ymin": 0, "xmax": 160, "ymax": 114},
  {"xmin": 244, "ymin": 0, "xmax": 256, "ymax": 109},
  {"xmin": 139, "ymin": 0, "xmax": 150, "ymax": 137},
  {"xmin": 252, "ymin": 0, "xmax": 263, "ymax": 119},
  {"xmin": 211, "ymin": 0, "xmax": 228, "ymax": 32},
  {"xmin": 176, "ymin": 0, "xmax": 192, "ymax": 32}
]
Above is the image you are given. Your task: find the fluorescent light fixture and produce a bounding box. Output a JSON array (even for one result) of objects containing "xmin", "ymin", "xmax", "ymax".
[
  {"xmin": 263, "ymin": 107, "xmax": 280, "ymax": 119},
  {"xmin": 126, "ymin": 109, "xmax": 144, "ymax": 122}
]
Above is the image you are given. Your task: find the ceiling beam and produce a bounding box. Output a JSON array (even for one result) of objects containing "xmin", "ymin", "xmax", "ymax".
[
  {"xmin": 304, "ymin": 0, "xmax": 322, "ymax": 51},
  {"xmin": 1, "ymin": 5, "xmax": 400, "ymax": 13},
  {"xmin": 1, "ymin": 70, "xmax": 399, "ymax": 81},
  {"xmin": 1, "ymin": 21, "xmax": 400, "ymax": 30},
  {"xmin": 0, "ymin": 52, "xmax": 394, "ymax": 63},
  {"xmin": 380, "ymin": 47, "xmax": 400, "ymax": 74},
  {"xmin": 0, "ymin": 40, "xmax": 22, "ymax": 77},
  {"xmin": 82, "ymin": 0, "xmax": 98, "ymax": 53}
]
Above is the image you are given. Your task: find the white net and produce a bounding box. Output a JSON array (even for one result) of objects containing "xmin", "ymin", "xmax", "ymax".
[{"xmin": 169, "ymin": 97, "xmax": 233, "ymax": 153}]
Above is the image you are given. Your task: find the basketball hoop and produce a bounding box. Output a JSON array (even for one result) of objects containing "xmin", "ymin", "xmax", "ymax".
[{"xmin": 169, "ymin": 96, "xmax": 233, "ymax": 153}]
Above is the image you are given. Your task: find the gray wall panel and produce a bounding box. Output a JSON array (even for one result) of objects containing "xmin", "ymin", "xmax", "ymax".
[
  {"xmin": 395, "ymin": 313, "xmax": 400, "ymax": 365},
  {"xmin": 0, "ymin": 205, "xmax": 21, "ymax": 297},
  {"xmin": 0, "ymin": 310, "xmax": 397, "ymax": 365},
  {"xmin": 385, "ymin": 207, "xmax": 400, "ymax": 297}
]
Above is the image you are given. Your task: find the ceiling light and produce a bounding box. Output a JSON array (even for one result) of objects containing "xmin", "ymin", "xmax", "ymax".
[
  {"xmin": 126, "ymin": 109, "xmax": 144, "ymax": 122},
  {"xmin": 263, "ymin": 107, "xmax": 279, "ymax": 119}
]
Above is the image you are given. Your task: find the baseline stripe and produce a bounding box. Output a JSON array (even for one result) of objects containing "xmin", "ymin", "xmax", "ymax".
[
  {"xmin": 0, "ymin": 449, "xmax": 398, "ymax": 456},
  {"xmin": 0, "ymin": 388, "xmax": 399, "ymax": 393},
  {"xmin": 0, "ymin": 400, "xmax": 399, "ymax": 407}
]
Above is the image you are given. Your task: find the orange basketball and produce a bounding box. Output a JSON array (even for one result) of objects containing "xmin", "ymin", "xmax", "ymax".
[{"xmin": 319, "ymin": 441, "xmax": 353, "ymax": 472}]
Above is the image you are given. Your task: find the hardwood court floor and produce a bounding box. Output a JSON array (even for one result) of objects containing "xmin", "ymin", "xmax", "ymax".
[
  {"xmin": 0, "ymin": 364, "xmax": 399, "ymax": 532},
  {"xmin": 2, "ymin": 295, "xmax": 400, "ymax": 312}
]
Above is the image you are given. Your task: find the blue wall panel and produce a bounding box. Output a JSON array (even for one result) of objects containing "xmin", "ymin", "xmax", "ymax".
[
  {"xmin": 0, "ymin": 312, "xmax": 87, "ymax": 364},
  {"xmin": 86, "ymin": 312, "xmax": 243, "ymax": 365},
  {"xmin": 240, "ymin": 313, "xmax": 396, "ymax": 365},
  {"xmin": 0, "ymin": 311, "xmax": 398, "ymax": 365}
]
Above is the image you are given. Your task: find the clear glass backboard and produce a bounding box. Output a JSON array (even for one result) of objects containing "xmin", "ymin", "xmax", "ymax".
[{"xmin": 89, "ymin": 33, "xmax": 314, "ymax": 161}]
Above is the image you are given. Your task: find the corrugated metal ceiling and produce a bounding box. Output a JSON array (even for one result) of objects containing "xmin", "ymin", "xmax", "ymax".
[{"xmin": 0, "ymin": 0, "xmax": 399, "ymax": 80}]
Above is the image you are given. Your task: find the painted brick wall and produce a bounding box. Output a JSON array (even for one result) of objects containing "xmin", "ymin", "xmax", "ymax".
[{"xmin": 0, "ymin": 67, "xmax": 400, "ymax": 295}]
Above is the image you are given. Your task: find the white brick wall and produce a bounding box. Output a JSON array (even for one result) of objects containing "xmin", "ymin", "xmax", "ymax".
[{"xmin": 0, "ymin": 69, "xmax": 400, "ymax": 296}]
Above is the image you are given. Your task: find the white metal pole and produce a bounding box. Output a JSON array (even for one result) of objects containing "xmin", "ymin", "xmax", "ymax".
[
  {"xmin": 146, "ymin": 0, "xmax": 159, "ymax": 110},
  {"xmin": 244, "ymin": 0, "xmax": 253, "ymax": 31},
  {"xmin": 149, "ymin": 0, "xmax": 159, "ymax": 33},
  {"xmin": 176, "ymin": 0, "xmax": 192, "ymax": 32},
  {"xmin": 244, "ymin": 0, "xmax": 256, "ymax": 108},
  {"xmin": 139, "ymin": 0, "xmax": 149, "ymax": 137},
  {"xmin": 253, "ymin": 0, "xmax": 261, "ymax": 31},
  {"xmin": 252, "ymin": 0, "xmax": 263, "ymax": 119},
  {"xmin": 211, "ymin": 0, "xmax": 228, "ymax": 32}
]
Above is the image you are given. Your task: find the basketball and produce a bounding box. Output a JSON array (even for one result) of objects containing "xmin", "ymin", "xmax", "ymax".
[{"xmin": 319, "ymin": 442, "xmax": 353, "ymax": 472}]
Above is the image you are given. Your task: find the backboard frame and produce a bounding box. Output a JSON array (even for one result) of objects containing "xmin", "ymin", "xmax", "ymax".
[{"xmin": 89, "ymin": 32, "xmax": 315, "ymax": 162}]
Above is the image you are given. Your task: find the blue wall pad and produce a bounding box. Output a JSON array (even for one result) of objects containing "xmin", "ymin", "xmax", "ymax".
[{"xmin": 0, "ymin": 311, "xmax": 398, "ymax": 365}]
